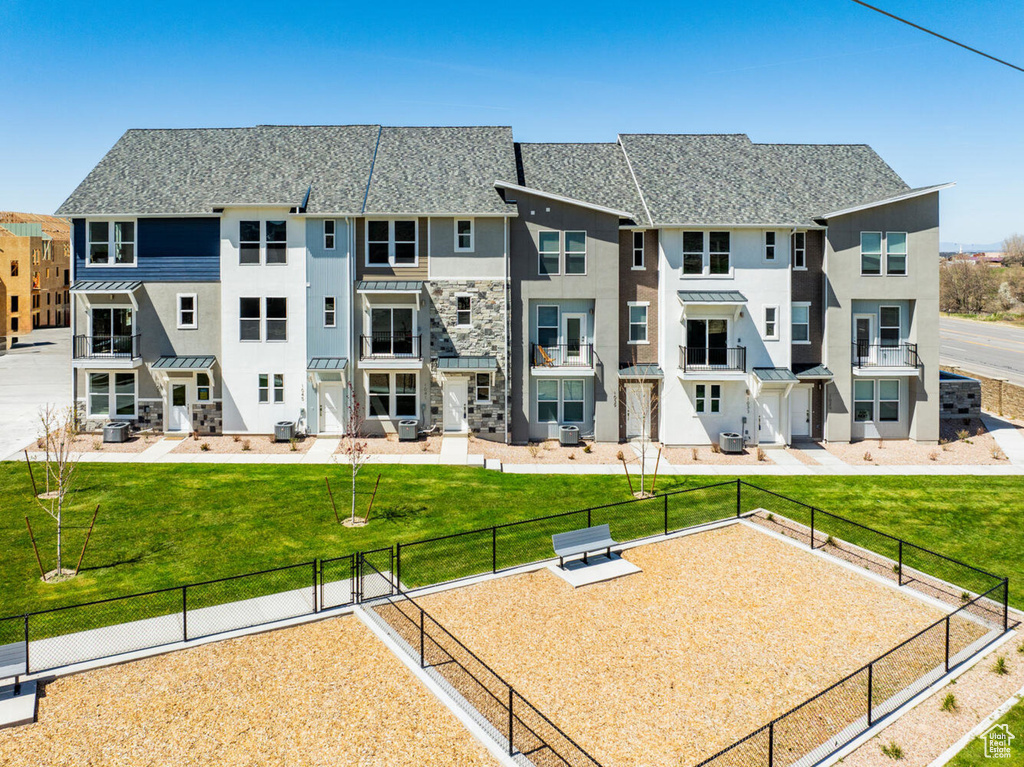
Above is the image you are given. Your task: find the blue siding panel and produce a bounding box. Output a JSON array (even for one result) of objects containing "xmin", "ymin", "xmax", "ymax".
[{"xmin": 74, "ymin": 217, "xmax": 220, "ymax": 282}]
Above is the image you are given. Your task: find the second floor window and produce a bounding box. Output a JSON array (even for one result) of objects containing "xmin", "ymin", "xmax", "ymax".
[
  {"xmin": 324, "ymin": 220, "xmax": 335, "ymax": 250},
  {"xmin": 177, "ymin": 294, "xmax": 197, "ymax": 329},
  {"xmin": 266, "ymin": 297, "xmax": 287, "ymax": 340},
  {"xmin": 886, "ymin": 232, "xmax": 907, "ymax": 275},
  {"xmin": 240, "ymin": 297, "xmax": 261, "ymax": 341},
  {"xmin": 861, "ymin": 232, "xmax": 883, "ymax": 275},
  {"xmin": 88, "ymin": 221, "xmax": 135, "ymax": 266},
  {"xmin": 538, "ymin": 231, "xmax": 560, "ymax": 275},
  {"xmin": 455, "ymin": 220, "xmax": 474, "ymax": 251},
  {"xmin": 324, "ymin": 297, "xmax": 336, "ymax": 328},
  {"xmin": 632, "ymin": 231, "xmax": 645, "ymax": 269},
  {"xmin": 628, "ymin": 304, "xmax": 648, "ymax": 343},
  {"xmin": 793, "ymin": 232, "xmax": 806, "ymax": 268},
  {"xmin": 709, "ymin": 231, "xmax": 730, "ymax": 274},
  {"xmin": 475, "ymin": 373, "xmax": 490, "ymax": 402},
  {"xmin": 240, "ymin": 220, "xmax": 287, "ymax": 265},
  {"xmin": 367, "ymin": 220, "xmax": 417, "ymax": 266},
  {"xmin": 792, "ymin": 304, "xmax": 810, "ymax": 343},
  {"xmin": 564, "ymin": 231, "xmax": 587, "ymax": 274},
  {"xmin": 456, "ymin": 295, "xmax": 472, "ymax": 327},
  {"xmin": 880, "ymin": 306, "xmax": 901, "ymax": 345},
  {"xmin": 764, "ymin": 231, "xmax": 776, "ymax": 261},
  {"xmin": 764, "ymin": 306, "xmax": 778, "ymax": 340}
]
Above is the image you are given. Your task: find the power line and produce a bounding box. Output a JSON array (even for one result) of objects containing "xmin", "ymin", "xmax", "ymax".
[{"xmin": 849, "ymin": 0, "xmax": 1024, "ymax": 74}]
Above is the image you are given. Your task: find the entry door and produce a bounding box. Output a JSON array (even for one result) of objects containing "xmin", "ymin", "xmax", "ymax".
[
  {"xmin": 443, "ymin": 379, "xmax": 468, "ymax": 432},
  {"xmin": 169, "ymin": 383, "xmax": 189, "ymax": 431},
  {"xmin": 562, "ymin": 313, "xmax": 587, "ymax": 365},
  {"xmin": 790, "ymin": 387, "xmax": 810, "ymax": 438},
  {"xmin": 853, "ymin": 314, "xmax": 874, "ymax": 364},
  {"xmin": 759, "ymin": 393, "xmax": 780, "ymax": 443},
  {"xmin": 320, "ymin": 383, "xmax": 344, "ymax": 433},
  {"xmin": 624, "ymin": 383, "xmax": 650, "ymax": 439}
]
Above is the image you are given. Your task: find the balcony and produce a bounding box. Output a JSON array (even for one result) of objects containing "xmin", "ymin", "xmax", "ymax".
[
  {"xmin": 679, "ymin": 346, "xmax": 746, "ymax": 375},
  {"xmin": 851, "ymin": 342, "xmax": 920, "ymax": 373},
  {"xmin": 359, "ymin": 333, "xmax": 422, "ymax": 368},
  {"xmin": 72, "ymin": 334, "xmax": 143, "ymax": 369},
  {"xmin": 531, "ymin": 343, "xmax": 595, "ymax": 374}
]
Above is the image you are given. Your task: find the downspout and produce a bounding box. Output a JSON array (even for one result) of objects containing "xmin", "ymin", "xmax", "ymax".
[
  {"xmin": 821, "ymin": 225, "xmax": 830, "ymax": 443},
  {"xmin": 504, "ymin": 215, "xmax": 510, "ymax": 444},
  {"xmin": 69, "ymin": 220, "xmax": 77, "ymax": 417}
]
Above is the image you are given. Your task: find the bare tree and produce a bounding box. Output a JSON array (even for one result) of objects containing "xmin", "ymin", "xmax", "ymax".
[
  {"xmin": 339, "ymin": 382, "xmax": 370, "ymax": 525},
  {"xmin": 622, "ymin": 379, "xmax": 659, "ymax": 497},
  {"xmin": 939, "ymin": 260, "xmax": 993, "ymax": 314},
  {"xmin": 34, "ymin": 405, "xmax": 81, "ymax": 579},
  {"xmin": 1003, "ymin": 233, "xmax": 1024, "ymax": 267}
]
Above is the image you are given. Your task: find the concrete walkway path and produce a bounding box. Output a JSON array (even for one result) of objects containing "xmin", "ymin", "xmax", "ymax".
[
  {"xmin": 761, "ymin": 448, "xmax": 803, "ymax": 467},
  {"xmin": 796, "ymin": 442, "xmax": 849, "ymax": 467},
  {"xmin": 980, "ymin": 413, "xmax": 1024, "ymax": 466},
  {"xmin": 439, "ymin": 433, "xmax": 469, "ymax": 463},
  {"xmin": 303, "ymin": 437, "xmax": 339, "ymax": 463}
]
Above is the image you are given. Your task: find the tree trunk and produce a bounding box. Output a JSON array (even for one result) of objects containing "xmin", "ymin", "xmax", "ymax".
[{"xmin": 350, "ymin": 463, "xmax": 357, "ymax": 522}]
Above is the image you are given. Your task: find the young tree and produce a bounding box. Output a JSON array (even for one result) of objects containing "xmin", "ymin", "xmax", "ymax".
[
  {"xmin": 339, "ymin": 382, "xmax": 369, "ymax": 525},
  {"xmin": 622, "ymin": 379, "xmax": 659, "ymax": 497},
  {"xmin": 34, "ymin": 404, "xmax": 81, "ymax": 579},
  {"xmin": 1002, "ymin": 233, "xmax": 1024, "ymax": 267}
]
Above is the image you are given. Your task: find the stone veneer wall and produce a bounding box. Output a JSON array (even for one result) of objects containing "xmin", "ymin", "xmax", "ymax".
[
  {"xmin": 940, "ymin": 366, "xmax": 1008, "ymax": 419},
  {"xmin": 136, "ymin": 401, "xmax": 164, "ymax": 431},
  {"xmin": 192, "ymin": 401, "xmax": 223, "ymax": 435},
  {"xmin": 426, "ymin": 280, "xmax": 507, "ymax": 439}
]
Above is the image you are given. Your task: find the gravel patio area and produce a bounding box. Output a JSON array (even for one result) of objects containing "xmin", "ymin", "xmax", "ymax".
[
  {"xmin": 341, "ymin": 435, "xmax": 443, "ymax": 455},
  {"xmin": 63, "ymin": 432, "xmax": 163, "ymax": 453},
  {"xmin": 0, "ymin": 616, "xmax": 494, "ymax": 767},
  {"xmin": 416, "ymin": 524, "xmax": 947, "ymax": 767},
  {"xmin": 172, "ymin": 434, "xmax": 315, "ymax": 455},
  {"xmin": 473, "ymin": 439, "xmax": 641, "ymax": 465}
]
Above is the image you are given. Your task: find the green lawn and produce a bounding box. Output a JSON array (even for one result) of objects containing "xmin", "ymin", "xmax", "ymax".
[
  {"xmin": 2, "ymin": 464, "xmax": 1023, "ymax": 619},
  {"xmin": 946, "ymin": 698, "xmax": 1024, "ymax": 766}
]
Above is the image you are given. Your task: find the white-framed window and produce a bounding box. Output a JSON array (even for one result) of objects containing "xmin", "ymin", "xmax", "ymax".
[
  {"xmin": 196, "ymin": 372, "xmax": 211, "ymax": 402},
  {"xmin": 538, "ymin": 231, "xmax": 560, "ymax": 275},
  {"xmin": 240, "ymin": 220, "xmax": 287, "ymax": 265},
  {"xmin": 456, "ymin": 294, "xmax": 472, "ymax": 327},
  {"xmin": 879, "ymin": 379, "xmax": 900, "ymax": 421},
  {"xmin": 537, "ymin": 379, "xmax": 559, "ymax": 422},
  {"xmin": 266, "ymin": 221, "xmax": 287, "ymax": 264},
  {"xmin": 535, "ymin": 379, "xmax": 584, "ymax": 423},
  {"xmin": 880, "ymin": 306, "xmax": 901, "ymax": 346},
  {"xmin": 455, "ymin": 219, "xmax": 474, "ymax": 252},
  {"xmin": 177, "ymin": 293, "xmax": 197, "ymax": 330},
  {"xmin": 265, "ymin": 297, "xmax": 287, "ymax": 341},
  {"xmin": 367, "ymin": 372, "xmax": 418, "ymax": 418},
  {"xmin": 475, "ymin": 372, "xmax": 491, "ymax": 403},
  {"xmin": 695, "ymin": 384, "xmax": 721, "ymax": 414},
  {"xmin": 562, "ymin": 379, "xmax": 585, "ymax": 422},
  {"xmin": 258, "ymin": 374, "xmax": 268, "ymax": 403},
  {"xmin": 366, "ymin": 220, "xmax": 417, "ymax": 266},
  {"xmin": 886, "ymin": 232, "xmax": 907, "ymax": 275},
  {"xmin": 324, "ymin": 220, "xmax": 336, "ymax": 250},
  {"xmin": 257, "ymin": 373, "xmax": 284, "ymax": 404},
  {"xmin": 792, "ymin": 302, "xmax": 810, "ymax": 344},
  {"xmin": 682, "ymin": 231, "xmax": 704, "ymax": 275},
  {"xmin": 87, "ymin": 371, "xmax": 136, "ymax": 417},
  {"xmin": 632, "ymin": 231, "xmax": 645, "ymax": 269},
  {"xmin": 239, "ymin": 297, "xmax": 261, "ymax": 341},
  {"xmin": 240, "ymin": 221, "xmax": 261, "ymax": 264},
  {"xmin": 628, "ymin": 303, "xmax": 648, "ymax": 344},
  {"xmin": 764, "ymin": 231, "xmax": 776, "ymax": 262},
  {"xmin": 764, "ymin": 306, "xmax": 779, "ymax": 340},
  {"xmin": 87, "ymin": 220, "xmax": 136, "ymax": 266},
  {"xmin": 564, "ymin": 231, "xmax": 587, "ymax": 274},
  {"xmin": 854, "ymin": 380, "xmax": 874, "ymax": 422},
  {"xmin": 324, "ymin": 296, "xmax": 336, "ymax": 328},
  {"xmin": 709, "ymin": 231, "xmax": 730, "ymax": 274},
  {"xmin": 537, "ymin": 305, "xmax": 559, "ymax": 348},
  {"xmin": 793, "ymin": 232, "xmax": 806, "ymax": 269},
  {"xmin": 861, "ymin": 232, "xmax": 882, "ymax": 275}
]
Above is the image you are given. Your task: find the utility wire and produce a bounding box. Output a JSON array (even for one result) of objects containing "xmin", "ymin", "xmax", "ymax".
[{"xmin": 850, "ymin": 0, "xmax": 1024, "ymax": 73}]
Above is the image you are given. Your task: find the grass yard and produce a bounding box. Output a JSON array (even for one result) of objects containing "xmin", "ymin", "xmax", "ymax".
[
  {"xmin": 1, "ymin": 463, "xmax": 1023, "ymax": 618},
  {"xmin": 947, "ymin": 699, "xmax": 1024, "ymax": 766}
]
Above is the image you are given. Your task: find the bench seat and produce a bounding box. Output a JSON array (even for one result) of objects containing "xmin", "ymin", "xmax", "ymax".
[
  {"xmin": 0, "ymin": 641, "xmax": 27, "ymax": 695},
  {"xmin": 552, "ymin": 524, "xmax": 618, "ymax": 568}
]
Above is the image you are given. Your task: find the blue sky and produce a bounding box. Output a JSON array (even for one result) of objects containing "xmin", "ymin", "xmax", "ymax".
[{"xmin": 1, "ymin": 0, "xmax": 1020, "ymax": 244}]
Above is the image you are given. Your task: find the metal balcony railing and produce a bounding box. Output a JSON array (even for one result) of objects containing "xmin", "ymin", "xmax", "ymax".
[
  {"xmin": 679, "ymin": 346, "xmax": 746, "ymax": 373},
  {"xmin": 851, "ymin": 342, "xmax": 919, "ymax": 368},
  {"xmin": 360, "ymin": 333, "xmax": 422, "ymax": 359},
  {"xmin": 531, "ymin": 343, "xmax": 594, "ymax": 368},
  {"xmin": 73, "ymin": 334, "xmax": 141, "ymax": 359}
]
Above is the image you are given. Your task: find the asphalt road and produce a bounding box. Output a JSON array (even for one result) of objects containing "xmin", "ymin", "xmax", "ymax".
[
  {"xmin": 940, "ymin": 316, "xmax": 1024, "ymax": 387},
  {"xmin": 0, "ymin": 327, "xmax": 72, "ymax": 460}
]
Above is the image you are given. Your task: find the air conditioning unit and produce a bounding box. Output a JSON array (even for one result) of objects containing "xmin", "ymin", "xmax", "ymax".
[
  {"xmin": 398, "ymin": 420, "xmax": 419, "ymax": 441},
  {"xmin": 274, "ymin": 421, "xmax": 296, "ymax": 442},
  {"xmin": 103, "ymin": 422, "xmax": 131, "ymax": 443},
  {"xmin": 719, "ymin": 432, "xmax": 743, "ymax": 454},
  {"xmin": 559, "ymin": 425, "xmax": 580, "ymax": 446}
]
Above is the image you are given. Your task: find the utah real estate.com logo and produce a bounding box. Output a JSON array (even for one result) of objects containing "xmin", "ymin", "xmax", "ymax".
[{"xmin": 980, "ymin": 723, "xmax": 1014, "ymax": 759}]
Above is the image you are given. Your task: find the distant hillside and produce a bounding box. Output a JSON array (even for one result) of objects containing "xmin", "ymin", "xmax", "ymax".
[{"xmin": 940, "ymin": 241, "xmax": 1004, "ymax": 253}]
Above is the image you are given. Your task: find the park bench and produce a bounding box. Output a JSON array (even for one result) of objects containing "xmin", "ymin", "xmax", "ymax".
[
  {"xmin": 552, "ymin": 524, "xmax": 618, "ymax": 569},
  {"xmin": 0, "ymin": 641, "xmax": 27, "ymax": 696}
]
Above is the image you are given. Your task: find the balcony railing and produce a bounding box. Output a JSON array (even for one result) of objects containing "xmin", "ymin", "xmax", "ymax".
[
  {"xmin": 531, "ymin": 343, "xmax": 594, "ymax": 368},
  {"xmin": 852, "ymin": 342, "xmax": 919, "ymax": 368},
  {"xmin": 360, "ymin": 333, "xmax": 422, "ymax": 360},
  {"xmin": 73, "ymin": 334, "xmax": 141, "ymax": 359},
  {"xmin": 679, "ymin": 346, "xmax": 746, "ymax": 373}
]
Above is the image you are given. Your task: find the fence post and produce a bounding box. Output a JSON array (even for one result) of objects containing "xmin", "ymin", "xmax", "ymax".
[
  {"xmin": 182, "ymin": 586, "xmax": 188, "ymax": 642},
  {"xmin": 867, "ymin": 663, "xmax": 873, "ymax": 726},
  {"xmin": 395, "ymin": 544, "xmax": 402, "ymax": 593},
  {"xmin": 508, "ymin": 687, "xmax": 514, "ymax": 756},
  {"xmin": 735, "ymin": 479, "xmax": 741, "ymax": 517},
  {"xmin": 23, "ymin": 615, "xmax": 29, "ymax": 674},
  {"xmin": 664, "ymin": 493, "xmax": 669, "ymax": 536},
  {"xmin": 588, "ymin": 508, "xmax": 592, "ymax": 527},
  {"xmin": 898, "ymin": 540, "xmax": 903, "ymax": 586},
  {"xmin": 810, "ymin": 507, "xmax": 815, "ymax": 549},
  {"xmin": 768, "ymin": 720, "xmax": 774, "ymax": 767},
  {"xmin": 420, "ymin": 608, "xmax": 425, "ymax": 669},
  {"xmin": 1005, "ymin": 578, "xmax": 1010, "ymax": 633},
  {"xmin": 945, "ymin": 615, "xmax": 951, "ymax": 673},
  {"xmin": 492, "ymin": 526, "xmax": 497, "ymax": 573},
  {"xmin": 312, "ymin": 560, "xmax": 318, "ymax": 614}
]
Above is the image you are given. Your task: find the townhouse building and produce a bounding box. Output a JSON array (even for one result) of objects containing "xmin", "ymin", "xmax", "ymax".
[{"xmin": 57, "ymin": 125, "xmax": 946, "ymax": 446}]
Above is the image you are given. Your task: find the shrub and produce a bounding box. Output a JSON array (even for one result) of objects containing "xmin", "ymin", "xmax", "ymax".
[
  {"xmin": 880, "ymin": 742, "xmax": 904, "ymax": 760},
  {"xmin": 527, "ymin": 444, "xmax": 540, "ymax": 459},
  {"xmin": 232, "ymin": 434, "xmax": 241, "ymax": 443},
  {"xmin": 92, "ymin": 439, "xmax": 102, "ymax": 451},
  {"xmin": 976, "ymin": 426, "xmax": 985, "ymax": 437},
  {"xmin": 863, "ymin": 451, "xmax": 872, "ymax": 462},
  {"xmin": 567, "ymin": 452, "xmax": 576, "ymax": 460},
  {"xmin": 766, "ymin": 512, "xmax": 774, "ymax": 522},
  {"xmin": 710, "ymin": 442, "xmax": 722, "ymax": 454},
  {"xmin": 956, "ymin": 428, "xmax": 971, "ymax": 443},
  {"xmin": 960, "ymin": 591, "xmax": 970, "ymax": 603},
  {"xmin": 199, "ymin": 442, "xmax": 210, "ymax": 452},
  {"xmin": 992, "ymin": 447, "xmax": 1006, "ymax": 460},
  {"xmin": 692, "ymin": 447, "xmax": 699, "ymax": 461},
  {"xmin": 993, "ymin": 656, "xmax": 1009, "ymax": 675},
  {"xmin": 583, "ymin": 443, "xmax": 592, "ymax": 454},
  {"xmin": 940, "ymin": 692, "xmax": 958, "ymax": 712},
  {"xmin": 241, "ymin": 439, "xmax": 251, "ymax": 452},
  {"xmin": 877, "ymin": 438, "xmax": 884, "ymax": 449},
  {"xmin": 756, "ymin": 447, "xmax": 767, "ymax": 462},
  {"xmin": 289, "ymin": 437, "xmax": 298, "ymax": 452},
  {"xmin": 929, "ymin": 450, "xmax": 939, "ymax": 461}
]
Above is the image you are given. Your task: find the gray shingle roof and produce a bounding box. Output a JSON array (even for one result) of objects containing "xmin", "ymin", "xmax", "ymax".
[
  {"xmin": 515, "ymin": 143, "xmax": 645, "ymax": 222},
  {"xmin": 677, "ymin": 290, "xmax": 747, "ymax": 303},
  {"xmin": 364, "ymin": 126, "xmax": 516, "ymax": 215},
  {"xmin": 618, "ymin": 134, "xmax": 911, "ymax": 227},
  {"xmin": 56, "ymin": 126, "xmax": 381, "ymax": 216}
]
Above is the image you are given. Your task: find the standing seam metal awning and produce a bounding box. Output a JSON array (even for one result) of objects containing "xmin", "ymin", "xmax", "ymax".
[
  {"xmin": 677, "ymin": 290, "xmax": 747, "ymax": 303},
  {"xmin": 71, "ymin": 281, "xmax": 143, "ymax": 292},
  {"xmin": 752, "ymin": 367, "xmax": 799, "ymax": 383},
  {"xmin": 355, "ymin": 281, "xmax": 423, "ymax": 292},
  {"xmin": 437, "ymin": 356, "xmax": 498, "ymax": 371},
  {"xmin": 794, "ymin": 364, "xmax": 834, "ymax": 380},
  {"xmin": 151, "ymin": 355, "xmax": 216, "ymax": 371},
  {"xmin": 308, "ymin": 357, "xmax": 348, "ymax": 370},
  {"xmin": 618, "ymin": 364, "xmax": 664, "ymax": 379}
]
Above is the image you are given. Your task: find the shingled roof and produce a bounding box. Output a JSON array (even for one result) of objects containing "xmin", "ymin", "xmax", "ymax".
[
  {"xmin": 617, "ymin": 134, "xmax": 912, "ymax": 227},
  {"xmin": 514, "ymin": 143, "xmax": 647, "ymax": 222}
]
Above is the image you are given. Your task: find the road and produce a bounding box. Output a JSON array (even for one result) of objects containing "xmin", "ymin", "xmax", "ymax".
[
  {"xmin": 0, "ymin": 328, "xmax": 72, "ymax": 460},
  {"xmin": 940, "ymin": 316, "xmax": 1024, "ymax": 387}
]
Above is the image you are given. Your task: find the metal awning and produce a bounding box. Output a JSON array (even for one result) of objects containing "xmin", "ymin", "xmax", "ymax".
[
  {"xmin": 753, "ymin": 367, "xmax": 799, "ymax": 383},
  {"xmin": 677, "ymin": 290, "xmax": 746, "ymax": 304},
  {"xmin": 355, "ymin": 281, "xmax": 423, "ymax": 293},
  {"xmin": 437, "ymin": 356, "xmax": 498, "ymax": 371},
  {"xmin": 308, "ymin": 357, "xmax": 348, "ymax": 371},
  {"xmin": 151, "ymin": 355, "xmax": 216, "ymax": 371},
  {"xmin": 794, "ymin": 364, "xmax": 834, "ymax": 380},
  {"xmin": 618, "ymin": 364, "xmax": 664, "ymax": 379},
  {"xmin": 71, "ymin": 281, "xmax": 143, "ymax": 293}
]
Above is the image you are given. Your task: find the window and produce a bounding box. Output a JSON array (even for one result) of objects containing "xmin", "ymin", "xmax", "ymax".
[
  {"xmin": 369, "ymin": 307, "xmax": 415, "ymax": 355},
  {"xmin": 87, "ymin": 221, "xmax": 135, "ymax": 266},
  {"xmin": 43, "ymin": 241, "xmax": 51, "ymax": 260},
  {"xmin": 395, "ymin": 373, "xmax": 416, "ymax": 416},
  {"xmin": 861, "ymin": 232, "xmax": 882, "ymax": 275},
  {"xmin": 792, "ymin": 303, "xmax": 810, "ymax": 343},
  {"xmin": 879, "ymin": 380, "xmax": 899, "ymax": 422},
  {"xmin": 683, "ymin": 232, "xmax": 703, "ymax": 275},
  {"xmin": 632, "ymin": 231, "xmax": 645, "ymax": 269},
  {"xmin": 880, "ymin": 306, "xmax": 901, "ymax": 346},
  {"xmin": 854, "ymin": 380, "xmax": 874, "ymax": 422},
  {"xmin": 197, "ymin": 372, "xmax": 211, "ymax": 401},
  {"xmin": 240, "ymin": 221, "xmax": 261, "ymax": 264},
  {"xmin": 538, "ymin": 231, "xmax": 560, "ymax": 275},
  {"xmin": 709, "ymin": 232, "xmax": 730, "ymax": 274},
  {"xmin": 11, "ymin": 317, "xmax": 18, "ymax": 332},
  {"xmin": 368, "ymin": 372, "xmax": 418, "ymax": 418},
  {"xmin": 793, "ymin": 232, "xmax": 806, "ymax": 269},
  {"xmin": 764, "ymin": 231, "xmax": 776, "ymax": 262},
  {"xmin": 258, "ymin": 374, "xmax": 269, "ymax": 403},
  {"xmin": 265, "ymin": 221, "xmax": 287, "ymax": 264},
  {"xmin": 764, "ymin": 306, "xmax": 778, "ymax": 340},
  {"xmin": 628, "ymin": 304, "xmax": 648, "ymax": 343},
  {"xmin": 366, "ymin": 220, "xmax": 417, "ymax": 266},
  {"xmin": 324, "ymin": 220, "xmax": 335, "ymax": 250},
  {"xmin": 537, "ymin": 379, "xmax": 559, "ymax": 422},
  {"xmin": 240, "ymin": 297, "xmax": 261, "ymax": 341},
  {"xmin": 177, "ymin": 294, "xmax": 197, "ymax": 329},
  {"xmin": 456, "ymin": 295, "xmax": 472, "ymax": 327},
  {"xmin": 564, "ymin": 231, "xmax": 586, "ymax": 274},
  {"xmin": 537, "ymin": 306, "xmax": 559, "ymax": 348},
  {"xmin": 273, "ymin": 373, "xmax": 284, "ymax": 403},
  {"xmin": 258, "ymin": 374, "xmax": 283, "ymax": 403},
  {"xmin": 324, "ymin": 297, "xmax": 336, "ymax": 328},
  {"xmin": 87, "ymin": 372, "xmax": 135, "ymax": 417},
  {"xmin": 10, "ymin": 261, "xmax": 17, "ymax": 277},
  {"xmin": 10, "ymin": 296, "xmax": 17, "ymax": 312},
  {"xmin": 562, "ymin": 380, "xmax": 584, "ymax": 422},
  {"xmin": 695, "ymin": 384, "xmax": 721, "ymax": 414},
  {"xmin": 886, "ymin": 232, "xmax": 907, "ymax": 275},
  {"xmin": 455, "ymin": 219, "xmax": 474, "ymax": 251},
  {"xmin": 368, "ymin": 373, "xmax": 390, "ymax": 416},
  {"xmin": 475, "ymin": 373, "xmax": 490, "ymax": 402},
  {"xmin": 265, "ymin": 297, "xmax": 287, "ymax": 341}
]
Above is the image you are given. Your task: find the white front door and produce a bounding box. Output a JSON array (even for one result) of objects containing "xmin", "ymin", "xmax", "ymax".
[
  {"xmin": 758, "ymin": 393, "xmax": 780, "ymax": 444},
  {"xmin": 169, "ymin": 383, "xmax": 190, "ymax": 432},
  {"xmin": 790, "ymin": 387, "xmax": 810, "ymax": 438},
  {"xmin": 624, "ymin": 383, "xmax": 650, "ymax": 439},
  {"xmin": 320, "ymin": 382, "xmax": 344, "ymax": 433},
  {"xmin": 443, "ymin": 379, "xmax": 468, "ymax": 432}
]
